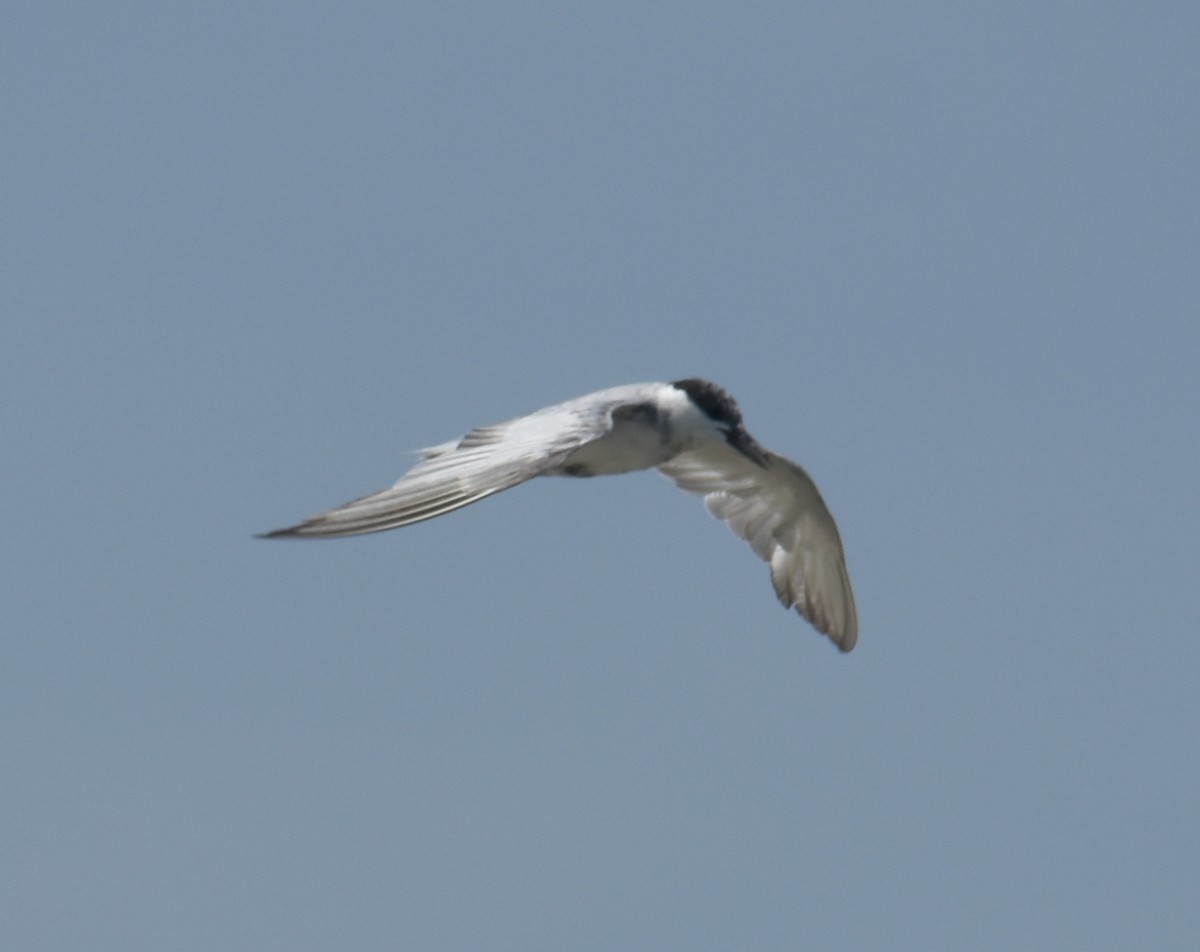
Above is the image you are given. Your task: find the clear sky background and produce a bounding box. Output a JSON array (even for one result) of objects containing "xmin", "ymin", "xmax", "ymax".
[{"xmin": 4, "ymin": 3, "xmax": 1198, "ymax": 950}]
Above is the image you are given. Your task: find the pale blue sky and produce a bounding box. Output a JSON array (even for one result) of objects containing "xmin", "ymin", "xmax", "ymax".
[{"xmin": 4, "ymin": 3, "xmax": 1198, "ymax": 950}]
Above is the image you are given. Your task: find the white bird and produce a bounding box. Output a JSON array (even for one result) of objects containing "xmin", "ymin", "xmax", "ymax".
[{"xmin": 261, "ymin": 379, "xmax": 858, "ymax": 651}]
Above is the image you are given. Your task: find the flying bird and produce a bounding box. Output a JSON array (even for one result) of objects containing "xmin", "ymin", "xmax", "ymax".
[{"xmin": 261, "ymin": 379, "xmax": 857, "ymax": 651}]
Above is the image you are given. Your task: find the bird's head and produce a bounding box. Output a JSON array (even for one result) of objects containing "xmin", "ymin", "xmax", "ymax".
[{"xmin": 672, "ymin": 378, "xmax": 769, "ymax": 466}]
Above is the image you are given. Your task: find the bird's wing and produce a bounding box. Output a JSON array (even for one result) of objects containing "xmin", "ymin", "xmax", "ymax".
[
  {"xmin": 658, "ymin": 445, "xmax": 857, "ymax": 651},
  {"xmin": 260, "ymin": 403, "xmax": 618, "ymax": 538}
]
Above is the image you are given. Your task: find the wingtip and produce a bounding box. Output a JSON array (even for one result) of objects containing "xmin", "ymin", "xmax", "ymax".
[
  {"xmin": 256, "ymin": 525, "xmax": 305, "ymax": 539},
  {"xmin": 820, "ymin": 610, "xmax": 858, "ymax": 653}
]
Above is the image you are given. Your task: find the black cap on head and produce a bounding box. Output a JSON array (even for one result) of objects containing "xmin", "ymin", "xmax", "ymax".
[
  {"xmin": 671, "ymin": 378, "xmax": 743, "ymax": 427},
  {"xmin": 672, "ymin": 378, "xmax": 768, "ymax": 466}
]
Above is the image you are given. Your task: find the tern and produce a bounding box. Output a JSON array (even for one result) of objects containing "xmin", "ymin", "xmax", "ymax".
[{"xmin": 261, "ymin": 379, "xmax": 857, "ymax": 651}]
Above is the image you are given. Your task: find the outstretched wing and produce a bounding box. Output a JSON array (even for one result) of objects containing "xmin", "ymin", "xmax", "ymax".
[
  {"xmin": 260, "ymin": 403, "xmax": 617, "ymax": 538},
  {"xmin": 658, "ymin": 445, "xmax": 857, "ymax": 651}
]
